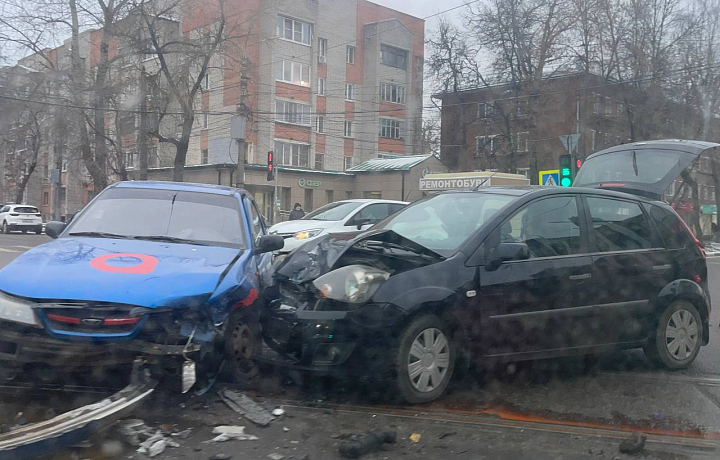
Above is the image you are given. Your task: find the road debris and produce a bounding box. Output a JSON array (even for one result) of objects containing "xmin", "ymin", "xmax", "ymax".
[
  {"xmin": 268, "ymin": 454, "xmax": 285, "ymax": 460},
  {"xmin": 218, "ymin": 388, "xmax": 275, "ymax": 426},
  {"xmin": 619, "ymin": 432, "xmax": 647, "ymax": 455},
  {"xmin": 208, "ymin": 425, "xmax": 259, "ymax": 442},
  {"xmin": 438, "ymin": 432, "xmax": 456, "ymax": 440},
  {"xmin": 589, "ymin": 447, "xmax": 604, "ymax": 456},
  {"xmin": 210, "ymin": 454, "xmax": 232, "ymax": 460},
  {"xmin": 338, "ymin": 430, "xmax": 397, "ymax": 459},
  {"xmin": 172, "ymin": 428, "xmax": 193, "ymax": 439},
  {"xmin": 282, "ymin": 427, "xmax": 290, "ymax": 432},
  {"xmin": 272, "ymin": 408, "xmax": 285, "ymax": 417},
  {"xmin": 409, "ymin": 433, "xmax": 421, "ymax": 443}
]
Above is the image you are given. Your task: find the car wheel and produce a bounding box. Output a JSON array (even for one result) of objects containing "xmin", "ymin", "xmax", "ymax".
[
  {"xmin": 35, "ymin": 228, "xmax": 42, "ymax": 235},
  {"xmin": 225, "ymin": 312, "xmax": 261, "ymax": 382},
  {"xmin": 20, "ymin": 230, "xmax": 26, "ymax": 234},
  {"xmin": 644, "ymin": 300, "xmax": 702, "ymax": 370},
  {"xmin": 2, "ymin": 222, "xmax": 7, "ymax": 234},
  {"xmin": 392, "ymin": 314, "xmax": 455, "ymax": 404}
]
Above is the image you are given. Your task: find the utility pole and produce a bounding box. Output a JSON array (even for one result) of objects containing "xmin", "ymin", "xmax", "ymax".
[
  {"xmin": 51, "ymin": 81, "xmax": 64, "ymax": 221},
  {"xmin": 138, "ymin": 67, "xmax": 148, "ymax": 180},
  {"xmin": 233, "ymin": 56, "xmax": 250, "ymax": 188}
]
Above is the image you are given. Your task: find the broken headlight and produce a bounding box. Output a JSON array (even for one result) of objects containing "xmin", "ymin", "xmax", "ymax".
[{"xmin": 312, "ymin": 265, "xmax": 390, "ymax": 304}]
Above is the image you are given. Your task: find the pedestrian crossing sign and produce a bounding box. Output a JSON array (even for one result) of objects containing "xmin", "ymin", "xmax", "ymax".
[{"xmin": 539, "ymin": 170, "xmax": 560, "ymax": 186}]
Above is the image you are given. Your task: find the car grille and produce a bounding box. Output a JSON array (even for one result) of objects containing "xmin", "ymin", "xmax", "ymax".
[
  {"xmin": 263, "ymin": 317, "xmax": 296, "ymax": 344},
  {"xmin": 38, "ymin": 301, "xmax": 145, "ymax": 334}
]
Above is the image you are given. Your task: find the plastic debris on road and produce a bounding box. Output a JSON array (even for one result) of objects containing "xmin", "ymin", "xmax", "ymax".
[
  {"xmin": 338, "ymin": 430, "xmax": 397, "ymax": 459},
  {"xmin": 208, "ymin": 425, "xmax": 259, "ymax": 442},
  {"xmin": 268, "ymin": 454, "xmax": 285, "ymax": 460},
  {"xmin": 409, "ymin": 433, "xmax": 421, "ymax": 443},
  {"xmin": 272, "ymin": 408, "xmax": 285, "ymax": 417},
  {"xmin": 218, "ymin": 388, "xmax": 275, "ymax": 426}
]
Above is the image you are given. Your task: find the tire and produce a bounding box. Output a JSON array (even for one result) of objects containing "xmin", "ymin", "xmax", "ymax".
[
  {"xmin": 2, "ymin": 222, "xmax": 8, "ymax": 234},
  {"xmin": 20, "ymin": 230, "xmax": 26, "ymax": 234},
  {"xmin": 35, "ymin": 228, "xmax": 42, "ymax": 235},
  {"xmin": 391, "ymin": 314, "xmax": 456, "ymax": 404},
  {"xmin": 644, "ymin": 300, "xmax": 703, "ymax": 370},
  {"xmin": 224, "ymin": 312, "xmax": 261, "ymax": 382}
]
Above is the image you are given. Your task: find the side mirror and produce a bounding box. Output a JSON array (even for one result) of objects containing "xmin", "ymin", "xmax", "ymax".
[
  {"xmin": 487, "ymin": 242, "xmax": 529, "ymax": 270},
  {"xmin": 45, "ymin": 221, "xmax": 67, "ymax": 239},
  {"xmin": 256, "ymin": 234, "xmax": 284, "ymax": 254},
  {"xmin": 350, "ymin": 218, "xmax": 372, "ymax": 230}
]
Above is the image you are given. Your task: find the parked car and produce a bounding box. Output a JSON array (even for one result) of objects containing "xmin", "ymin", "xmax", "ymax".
[
  {"xmin": 269, "ymin": 199, "xmax": 408, "ymax": 253},
  {"xmin": 0, "ymin": 204, "xmax": 43, "ymax": 234},
  {"xmin": 0, "ymin": 181, "xmax": 283, "ymax": 388},
  {"xmin": 261, "ymin": 140, "xmax": 716, "ymax": 403}
]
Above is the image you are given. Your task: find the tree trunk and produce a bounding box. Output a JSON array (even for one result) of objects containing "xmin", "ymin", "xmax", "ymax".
[
  {"xmin": 173, "ymin": 114, "xmax": 193, "ymax": 182},
  {"xmin": 14, "ymin": 163, "xmax": 37, "ymax": 204},
  {"xmin": 681, "ymin": 171, "xmax": 703, "ymax": 242},
  {"xmin": 138, "ymin": 69, "xmax": 148, "ymax": 180}
]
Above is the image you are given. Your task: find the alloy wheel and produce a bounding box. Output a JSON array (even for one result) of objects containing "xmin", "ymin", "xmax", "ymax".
[
  {"xmin": 665, "ymin": 309, "xmax": 699, "ymax": 361},
  {"xmin": 230, "ymin": 323, "xmax": 256, "ymax": 373},
  {"xmin": 407, "ymin": 328, "xmax": 451, "ymax": 393}
]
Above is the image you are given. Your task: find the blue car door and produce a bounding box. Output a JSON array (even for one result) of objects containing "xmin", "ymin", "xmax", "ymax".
[{"xmin": 245, "ymin": 197, "xmax": 273, "ymax": 286}]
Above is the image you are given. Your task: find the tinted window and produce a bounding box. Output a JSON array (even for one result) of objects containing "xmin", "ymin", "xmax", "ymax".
[
  {"xmin": 648, "ymin": 204, "xmax": 691, "ymax": 250},
  {"xmin": 14, "ymin": 206, "xmax": 39, "ymax": 213},
  {"xmin": 388, "ymin": 203, "xmax": 406, "ymax": 215},
  {"xmin": 67, "ymin": 188, "xmax": 245, "ymax": 248},
  {"xmin": 501, "ymin": 196, "xmax": 581, "ymax": 258},
  {"xmin": 377, "ymin": 193, "xmax": 516, "ymax": 256},
  {"xmin": 587, "ymin": 197, "xmax": 652, "ymax": 252}
]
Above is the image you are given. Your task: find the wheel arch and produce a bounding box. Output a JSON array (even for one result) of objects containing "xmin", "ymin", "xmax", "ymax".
[{"xmin": 657, "ymin": 279, "xmax": 710, "ymax": 345}]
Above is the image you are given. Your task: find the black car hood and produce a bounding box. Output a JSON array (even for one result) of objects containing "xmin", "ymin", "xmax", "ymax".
[{"xmin": 273, "ymin": 229, "xmax": 440, "ymax": 284}]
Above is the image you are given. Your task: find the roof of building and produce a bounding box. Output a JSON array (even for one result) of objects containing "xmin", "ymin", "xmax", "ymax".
[{"xmin": 347, "ymin": 155, "xmax": 432, "ymax": 172}]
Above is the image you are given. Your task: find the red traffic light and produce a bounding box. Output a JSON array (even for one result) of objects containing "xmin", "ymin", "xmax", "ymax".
[{"xmin": 576, "ymin": 159, "xmax": 582, "ymax": 168}]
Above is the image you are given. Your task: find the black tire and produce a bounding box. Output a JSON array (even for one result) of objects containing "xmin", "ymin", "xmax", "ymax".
[
  {"xmin": 20, "ymin": 230, "xmax": 26, "ymax": 234},
  {"xmin": 2, "ymin": 222, "xmax": 8, "ymax": 234},
  {"xmin": 391, "ymin": 314, "xmax": 456, "ymax": 404},
  {"xmin": 644, "ymin": 300, "xmax": 703, "ymax": 370},
  {"xmin": 35, "ymin": 228, "xmax": 42, "ymax": 235},
  {"xmin": 224, "ymin": 311, "xmax": 261, "ymax": 382}
]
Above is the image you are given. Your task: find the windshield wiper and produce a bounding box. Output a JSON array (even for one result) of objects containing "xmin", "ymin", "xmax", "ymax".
[
  {"xmin": 68, "ymin": 231, "xmax": 131, "ymax": 239},
  {"xmin": 133, "ymin": 235, "xmax": 209, "ymax": 246},
  {"xmin": 362, "ymin": 240, "xmax": 441, "ymax": 260}
]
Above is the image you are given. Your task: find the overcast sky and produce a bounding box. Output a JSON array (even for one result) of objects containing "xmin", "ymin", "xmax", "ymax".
[{"xmin": 375, "ymin": 0, "xmax": 465, "ymax": 33}]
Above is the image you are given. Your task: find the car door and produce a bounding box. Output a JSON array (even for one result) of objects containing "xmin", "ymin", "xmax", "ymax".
[
  {"xmin": 345, "ymin": 203, "xmax": 393, "ymax": 231},
  {"xmin": 582, "ymin": 195, "xmax": 662, "ymax": 345},
  {"xmin": 477, "ymin": 195, "xmax": 596, "ymax": 357},
  {"xmin": 245, "ymin": 197, "xmax": 273, "ymax": 285}
]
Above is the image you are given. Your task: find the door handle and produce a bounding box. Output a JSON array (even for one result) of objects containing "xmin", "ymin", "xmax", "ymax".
[
  {"xmin": 653, "ymin": 264, "xmax": 672, "ymax": 271},
  {"xmin": 569, "ymin": 273, "xmax": 592, "ymax": 281}
]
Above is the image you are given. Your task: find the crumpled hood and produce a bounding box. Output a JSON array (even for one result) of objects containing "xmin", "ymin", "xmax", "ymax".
[
  {"xmin": 269, "ymin": 219, "xmax": 339, "ymax": 234},
  {"xmin": 273, "ymin": 229, "xmax": 438, "ymax": 284},
  {"xmin": 0, "ymin": 237, "xmax": 241, "ymax": 308}
]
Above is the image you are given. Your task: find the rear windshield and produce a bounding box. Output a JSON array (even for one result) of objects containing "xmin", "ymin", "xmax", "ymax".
[
  {"xmin": 574, "ymin": 149, "xmax": 696, "ymax": 188},
  {"xmin": 13, "ymin": 206, "xmax": 39, "ymax": 213},
  {"xmin": 66, "ymin": 188, "xmax": 245, "ymax": 248}
]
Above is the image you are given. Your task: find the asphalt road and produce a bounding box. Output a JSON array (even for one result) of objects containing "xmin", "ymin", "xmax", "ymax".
[{"xmin": 1, "ymin": 234, "xmax": 720, "ymax": 458}]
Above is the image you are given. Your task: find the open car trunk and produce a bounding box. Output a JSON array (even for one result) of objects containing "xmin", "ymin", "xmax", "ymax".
[{"xmin": 573, "ymin": 140, "xmax": 720, "ymax": 200}]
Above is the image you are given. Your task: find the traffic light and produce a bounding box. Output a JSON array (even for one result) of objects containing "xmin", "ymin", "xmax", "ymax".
[
  {"xmin": 559, "ymin": 154, "xmax": 572, "ymax": 187},
  {"xmin": 267, "ymin": 151, "xmax": 275, "ymax": 181}
]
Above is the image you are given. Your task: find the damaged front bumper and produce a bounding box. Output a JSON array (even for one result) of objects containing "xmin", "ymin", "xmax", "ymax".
[{"xmin": 0, "ymin": 358, "xmax": 156, "ymax": 460}]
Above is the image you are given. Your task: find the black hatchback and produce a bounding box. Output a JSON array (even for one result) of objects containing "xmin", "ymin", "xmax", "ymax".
[{"xmin": 262, "ymin": 140, "xmax": 716, "ymax": 403}]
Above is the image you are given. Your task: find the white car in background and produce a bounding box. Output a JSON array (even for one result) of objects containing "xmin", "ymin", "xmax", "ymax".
[
  {"xmin": 0, "ymin": 204, "xmax": 43, "ymax": 234},
  {"xmin": 269, "ymin": 199, "xmax": 408, "ymax": 253}
]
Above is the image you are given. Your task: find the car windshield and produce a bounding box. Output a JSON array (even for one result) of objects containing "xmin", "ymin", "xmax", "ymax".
[
  {"xmin": 303, "ymin": 201, "xmax": 364, "ymax": 221},
  {"xmin": 13, "ymin": 207, "xmax": 38, "ymax": 213},
  {"xmin": 376, "ymin": 193, "xmax": 516, "ymax": 255},
  {"xmin": 66, "ymin": 187, "xmax": 245, "ymax": 248}
]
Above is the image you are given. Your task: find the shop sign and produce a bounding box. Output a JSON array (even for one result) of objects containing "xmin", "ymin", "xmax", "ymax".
[
  {"xmin": 702, "ymin": 204, "xmax": 717, "ymax": 215},
  {"xmin": 299, "ymin": 178, "xmax": 321, "ymax": 187}
]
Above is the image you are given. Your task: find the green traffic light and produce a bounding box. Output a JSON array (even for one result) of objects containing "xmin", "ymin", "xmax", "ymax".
[
  {"xmin": 561, "ymin": 168, "xmax": 571, "ymax": 175},
  {"xmin": 561, "ymin": 177, "xmax": 572, "ymax": 187}
]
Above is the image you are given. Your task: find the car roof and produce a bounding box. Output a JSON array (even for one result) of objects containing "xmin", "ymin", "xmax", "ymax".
[
  {"xmin": 437, "ymin": 186, "xmax": 662, "ymax": 203},
  {"xmin": 112, "ymin": 181, "xmax": 244, "ymax": 196},
  {"xmin": 336, "ymin": 199, "xmax": 409, "ymax": 204},
  {"xmin": 7, "ymin": 204, "xmax": 37, "ymax": 208}
]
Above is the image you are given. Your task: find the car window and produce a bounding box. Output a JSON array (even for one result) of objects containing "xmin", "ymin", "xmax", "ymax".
[
  {"xmin": 587, "ymin": 196, "xmax": 652, "ymax": 252},
  {"xmin": 14, "ymin": 206, "xmax": 39, "ymax": 213},
  {"xmin": 500, "ymin": 196, "xmax": 581, "ymax": 258},
  {"xmin": 247, "ymin": 198, "xmax": 264, "ymax": 243},
  {"xmin": 388, "ymin": 203, "xmax": 406, "ymax": 215},
  {"xmin": 0, "ymin": 206, "xmax": 7, "ymax": 213},
  {"xmin": 377, "ymin": 193, "xmax": 516, "ymax": 256},
  {"xmin": 351, "ymin": 203, "xmax": 393, "ymax": 225},
  {"xmin": 647, "ymin": 204, "xmax": 691, "ymax": 250},
  {"xmin": 304, "ymin": 201, "xmax": 363, "ymax": 221},
  {"xmin": 66, "ymin": 187, "xmax": 245, "ymax": 248}
]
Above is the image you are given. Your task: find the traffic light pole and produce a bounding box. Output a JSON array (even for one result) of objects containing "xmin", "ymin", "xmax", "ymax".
[{"xmin": 274, "ymin": 166, "xmax": 279, "ymax": 224}]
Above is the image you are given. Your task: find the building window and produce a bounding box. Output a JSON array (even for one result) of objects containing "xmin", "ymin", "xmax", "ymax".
[
  {"xmin": 593, "ymin": 93, "xmax": 601, "ymax": 114},
  {"xmin": 516, "ymin": 132, "xmax": 529, "ymax": 152},
  {"xmin": 275, "ymin": 99, "xmax": 311, "ymax": 126},
  {"xmin": 478, "ymin": 102, "xmax": 494, "ymax": 119},
  {"xmin": 666, "ymin": 181, "xmax": 676, "ymax": 197},
  {"xmin": 318, "ymin": 38, "xmax": 327, "ymax": 58},
  {"xmin": 149, "ymin": 145, "xmax": 159, "ymax": 168},
  {"xmin": 380, "ymin": 82, "xmax": 405, "ymax": 104},
  {"xmin": 126, "ymin": 152, "xmax": 136, "ymax": 169},
  {"xmin": 201, "ymin": 149, "xmax": 209, "ymax": 164},
  {"xmin": 379, "ymin": 118, "xmax": 401, "ymax": 139},
  {"xmin": 43, "ymin": 192, "xmax": 49, "ymax": 206},
  {"xmin": 591, "ymin": 129, "xmax": 596, "ymax": 150},
  {"xmin": 315, "ymin": 153, "xmax": 324, "ymax": 170},
  {"xmin": 202, "ymin": 73, "xmax": 209, "ymax": 90},
  {"xmin": 317, "ymin": 77, "xmax": 325, "ymax": 96},
  {"xmin": 315, "ymin": 116, "xmax": 324, "ymax": 133},
  {"xmin": 274, "ymin": 140, "xmax": 309, "ymax": 167},
  {"xmin": 380, "ymin": 44, "xmax": 407, "ymax": 69},
  {"xmin": 345, "ymin": 83, "xmax": 354, "ymax": 100},
  {"xmin": 277, "ymin": 15, "xmax": 312, "ymax": 45},
  {"xmin": 344, "ymin": 156, "xmax": 353, "ymax": 171},
  {"xmin": 275, "ymin": 60, "xmax": 311, "ymax": 87},
  {"xmin": 363, "ymin": 191, "xmax": 382, "ymax": 199},
  {"xmin": 515, "ymin": 99, "xmax": 529, "ymax": 118},
  {"xmin": 346, "ymin": 45, "xmax": 355, "ymax": 64},
  {"xmin": 201, "ymin": 112, "xmax": 209, "ymax": 129},
  {"xmin": 475, "ymin": 136, "xmax": 495, "ymax": 155},
  {"xmin": 605, "ymin": 97, "xmax": 613, "ymax": 117},
  {"xmin": 326, "ymin": 189, "xmax": 334, "ymax": 204},
  {"xmin": 344, "ymin": 120, "xmax": 353, "ymax": 138}
]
